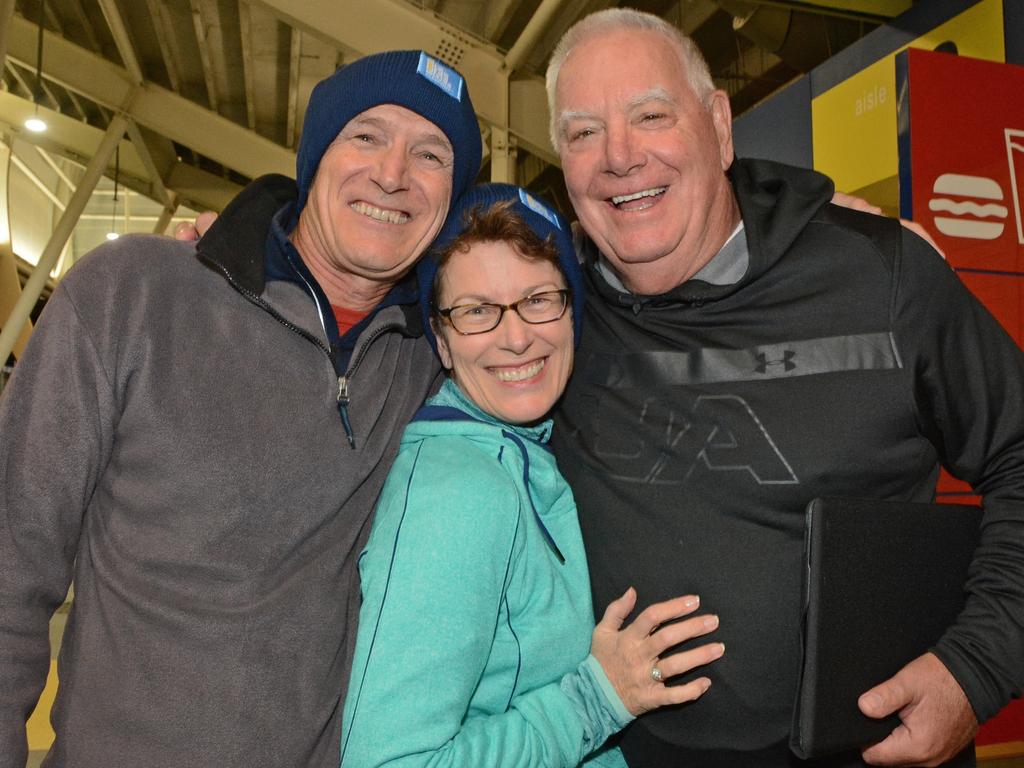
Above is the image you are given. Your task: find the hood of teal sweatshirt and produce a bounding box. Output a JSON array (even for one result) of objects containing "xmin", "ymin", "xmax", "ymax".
[{"xmin": 405, "ymin": 378, "xmax": 566, "ymax": 562}]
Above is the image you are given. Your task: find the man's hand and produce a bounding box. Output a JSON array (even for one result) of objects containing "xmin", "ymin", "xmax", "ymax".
[
  {"xmin": 173, "ymin": 211, "xmax": 218, "ymax": 241},
  {"xmin": 831, "ymin": 191, "xmax": 882, "ymax": 215},
  {"xmin": 859, "ymin": 652, "xmax": 978, "ymax": 767},
  {"xmin": 897, "ymin": 218, "xmax": 945, "ymax": 257}
]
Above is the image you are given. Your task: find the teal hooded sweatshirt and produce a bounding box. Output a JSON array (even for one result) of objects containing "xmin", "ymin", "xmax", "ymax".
[{"xmin": 341, "ymin": 378, "xmax": 631, "ymax": 767}]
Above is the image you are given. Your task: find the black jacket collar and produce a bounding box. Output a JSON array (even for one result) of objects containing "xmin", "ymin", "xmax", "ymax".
[
  {"xmin": 195, "ymin": 173, "xmax": 425, "ymax": 340},
  {"xmin": 196, "ymin": 174, "xmax": 298, "ymax": 295}
]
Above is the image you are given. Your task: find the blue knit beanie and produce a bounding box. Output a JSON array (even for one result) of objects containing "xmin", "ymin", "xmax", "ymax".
[
  {"xmin": 418, "ymin": 183, "xmax": 585, "ymax": 356},
  {"xmin": 295, "ymin": 50, "xmax": 482, "ymax": 212}
]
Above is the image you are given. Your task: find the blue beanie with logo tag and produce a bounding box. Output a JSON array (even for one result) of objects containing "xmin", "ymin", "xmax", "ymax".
[
  {"xmin": 418, "ymin": 183, "xmax": 585, "ymax": 355},
  {"xmin": 295, "ymin": 50, "xmax": 482, "ymax": 212}
]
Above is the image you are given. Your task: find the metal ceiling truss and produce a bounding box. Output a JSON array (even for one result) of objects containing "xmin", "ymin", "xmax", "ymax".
[
  {"xmin": 252, "ymin": 0, "xmax": 558, "ymax": 166},
  {"xmin": 5, "ymin": 13, "xmax": 293, "ymax": 180}
]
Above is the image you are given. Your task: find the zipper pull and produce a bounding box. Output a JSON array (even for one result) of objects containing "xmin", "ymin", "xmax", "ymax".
[{"xmin": 337, "ymin": 376, "xmax": 356, "ymax": 449}]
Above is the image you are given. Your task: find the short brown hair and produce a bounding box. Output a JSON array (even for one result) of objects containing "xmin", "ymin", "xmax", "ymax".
[{"xmin": 431, "ymin": 200, "xmax": 563, "ymax": 311}]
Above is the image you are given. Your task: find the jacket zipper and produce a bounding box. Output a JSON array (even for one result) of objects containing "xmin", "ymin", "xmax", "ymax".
[
  {"xmin": 200, "ymin": 254, "xmax": 401, "ymax": 450},
  {"xmin": 332, "ymin": 322, "xmax": 404, "ymax": 447}
]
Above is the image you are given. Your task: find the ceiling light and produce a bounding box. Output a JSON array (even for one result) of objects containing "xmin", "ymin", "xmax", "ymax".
[{"xmin": 27, "ymin": 1, "xmax": 47, "ymax": 134}]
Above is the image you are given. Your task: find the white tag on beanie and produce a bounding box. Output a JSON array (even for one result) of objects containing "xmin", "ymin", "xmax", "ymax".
[
  {"xmin": 417, "ymin": 53, "xmax": 464, "ymax": 101},
  {"xmin": 519, "ymin": 189, "xmax": 562, "ymax": 230}
]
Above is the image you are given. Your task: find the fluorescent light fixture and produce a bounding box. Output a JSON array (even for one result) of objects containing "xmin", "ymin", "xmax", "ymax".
[{"xmin": 24, "ymin": 116, "xmax": 47, "ymax": 132}]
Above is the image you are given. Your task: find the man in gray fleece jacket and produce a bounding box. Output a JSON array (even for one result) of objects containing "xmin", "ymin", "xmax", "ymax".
[{"xmin": 0, "ymin": 50, "xmax": 480, "ymax": 767}]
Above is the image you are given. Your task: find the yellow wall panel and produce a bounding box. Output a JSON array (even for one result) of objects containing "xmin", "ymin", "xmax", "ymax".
[
  {"xmin": 26, "ymin": 660, "xmax": 57, "ymax": 751},
  {"xmin": 812, "ymin": 0, "xmax": 1006, "ymax": 194},
  {"xmin": 812, "ymin": 57, "xmax": 897, "ymax": 193}
]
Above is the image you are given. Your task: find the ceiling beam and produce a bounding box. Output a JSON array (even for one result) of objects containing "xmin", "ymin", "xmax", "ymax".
[
  {"xmin": 37, "ymin": 77, "xmax": 61, "ymax": 112},
  {"xmin": 6, "ymin": 14, "xmax": 294, "ymax": 179},
  {"xmin": 164, "ymin": 162, "xmax": 243, "ymax": 212},
  {"xmin": 10, "ymin": 152, "xmax": 66, "ymax": 210},
  {"xmin": 4, "ymin": 59, "xmax": 31, "ymax": 97},
  {"xmin": 35, "ymin": 145, "xmax": 78, "ymax": 191},
  {"xmin": 42, "ymin": 2, "xmax": 64, "ymax": 37},
  {"xmin": 504, "ymin": 0, "xmax": 567, "ymax": 72},
  {"xmin": 515, "ymin": 0, "xmax": 609, "ymax": 74},
  {"xmin": 0, "ymin": 0, "xmax": 14, "ymax": 70},
  {"xmin": 189, "ymin": 0, "xmax": 220, "ymax": 112},
  {"xmin": 130, "ymin": 122, "xmax": 178, "ymax": 174},
  {"xmin": 67, "ymin": 0, "xmax": 104, "ymax": 54},
  {"xmin": 238, "ymin": 0, "xmax": 257, "ymax": 129},
  {"xmin": 145, "ymin": 0, "xmax": 183, "ymax": 92},
  {"xmin": 482, "ymin": 0, "xmax": 522, "ymax": 42},
  {"xmin": 253, "ymin": 0, "xmax": 558, "ymax": 165},
  {"xmin": 2, "ymin": 90, "xmax": 167, "ymax": 195},
  {"xmin": 62, "ymin": 83, "xmax": 91, "ymax": 121},
  {"xmin": 1, "ymin": 92, "xmax": 242, "ymax": 212},
  {"xmin": 286, "ymin": 27, "xmax": 300, "ymax": 148},
  {"xmin": 125, "ymin": 118, "xmax": 173, "ymax": 207},
  {"xmin": 674, "ymin": 0, "xmax": 722, "ymax": 33},
  {"xmin": 96, "ymin": 0, "xmax": 144, "ymax": 84}
]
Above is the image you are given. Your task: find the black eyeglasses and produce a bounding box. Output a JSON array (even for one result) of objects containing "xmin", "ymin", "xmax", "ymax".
[{"xmin": 436, "ymin": 289, "xmax": 570, "ymax": 335}]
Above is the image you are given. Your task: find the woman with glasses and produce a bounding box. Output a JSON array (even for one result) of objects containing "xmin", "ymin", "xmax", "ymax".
[{"xmin": 340, "ymin": 185, "xmax": 724, "ymax": 767}]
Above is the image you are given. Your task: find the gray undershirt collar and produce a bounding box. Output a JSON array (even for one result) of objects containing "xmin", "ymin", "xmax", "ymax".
[{"xmin": 596, "ymin": 221, "xmax": 749, "ymax": 293}]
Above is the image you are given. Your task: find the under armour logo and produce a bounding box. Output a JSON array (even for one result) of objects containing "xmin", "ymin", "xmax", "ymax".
[{"xmin": 754, "ymin": 350, "xmax": 796, "ymax": 374}]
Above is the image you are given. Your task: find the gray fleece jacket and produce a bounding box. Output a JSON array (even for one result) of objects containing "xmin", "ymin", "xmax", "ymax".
[{"xmin": 0, "ymin": 175, "xmax": 440, "ymax": 767}]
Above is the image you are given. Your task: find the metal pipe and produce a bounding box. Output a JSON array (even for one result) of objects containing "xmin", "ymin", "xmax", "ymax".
[
  {"xmin": 0, "ymin": 113, "xmax": 127, "ymax": 364},
  {"xmin": 504, "ymin": 0, "xmax": 565, "ymax": 73}
]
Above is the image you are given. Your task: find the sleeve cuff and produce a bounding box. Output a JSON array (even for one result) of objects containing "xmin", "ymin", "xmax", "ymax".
[{"xmin": 582, "ymin": 654, "xmax": 634, "ymax": 727}]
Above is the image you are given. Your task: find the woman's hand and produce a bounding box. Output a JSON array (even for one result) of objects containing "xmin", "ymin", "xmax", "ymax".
[{"xmin": 591, "ymin": 587, "xmax": 724, "ymax": 716}]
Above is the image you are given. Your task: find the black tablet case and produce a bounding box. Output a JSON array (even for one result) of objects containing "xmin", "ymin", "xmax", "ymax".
[{"xmin": 790, "ymin": 497, "xmax": 982, "ymax": 759}]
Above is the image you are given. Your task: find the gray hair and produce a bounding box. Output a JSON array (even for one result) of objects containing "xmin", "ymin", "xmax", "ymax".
[{"xmin": 545, "ymin": 8, "xmax": 716, "ymax": 149}]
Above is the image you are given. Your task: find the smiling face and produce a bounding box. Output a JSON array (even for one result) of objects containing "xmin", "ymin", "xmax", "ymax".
[
  {"xmin": 299, "ymin": 104, "xmax": 454, "ymax": 285},
  {"xmin": 554, "ymin": 28, "xmax": 739, "ymax": 295},
  {"xmin": 433, "ymin": 241, "xmax": 574, "ymax": 425}
]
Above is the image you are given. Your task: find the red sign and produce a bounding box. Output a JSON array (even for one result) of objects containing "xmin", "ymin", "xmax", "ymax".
[
  {"xmin": 897, "ymin": 46, "xmax": 1024, "ymax": 748},
  {"xmin": 899, "ymin": 47, "xmax": 1024, "ymax": 341}
]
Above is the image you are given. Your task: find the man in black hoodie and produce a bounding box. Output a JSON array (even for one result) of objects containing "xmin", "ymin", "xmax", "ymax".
[{"xmin": 547, "ymin": 9, "xmax": 1024, "ymax": 768}]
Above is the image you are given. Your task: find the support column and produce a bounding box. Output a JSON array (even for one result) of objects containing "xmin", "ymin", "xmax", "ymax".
[
  {"xmin": 490, "ymin": 72, "xmax": 517, "ymax": 184},
  {"xmin": 152, "ymin": 193, "xmax": 179, "ymax": 235},
  {"xmin": 0, "ymin": 114, "xmax": 127, "ymax": 364},
  {"xmin": 0, "ymin": 135, "xmax": 32, "ymax": 360},
  {"xmin": 489, "ymin": 126, "xmax": 518, "ymax": 184},
  {"xmin": 0, "ymin": 134, "xmax": 33, "ymax": 361}
]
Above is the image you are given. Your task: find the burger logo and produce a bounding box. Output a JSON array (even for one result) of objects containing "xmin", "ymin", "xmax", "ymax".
[{"xmin": 928, "ymin": 173, "xmax": 1009, "ymax": 240}]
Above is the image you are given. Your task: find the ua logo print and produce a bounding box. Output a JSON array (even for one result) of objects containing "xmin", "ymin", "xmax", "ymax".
[
  {"xmin": 754, "ymin": 350, "xmax": 796, "ymax": 374},
  {"xmin": 592, "ymin": 393, "xmax": 798, "ymax": 485}
]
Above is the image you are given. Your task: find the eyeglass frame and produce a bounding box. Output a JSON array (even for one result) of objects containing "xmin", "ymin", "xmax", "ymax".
[{"xmin": 434, "ymin": 288, "xmax": 571, "ymax": 336}]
